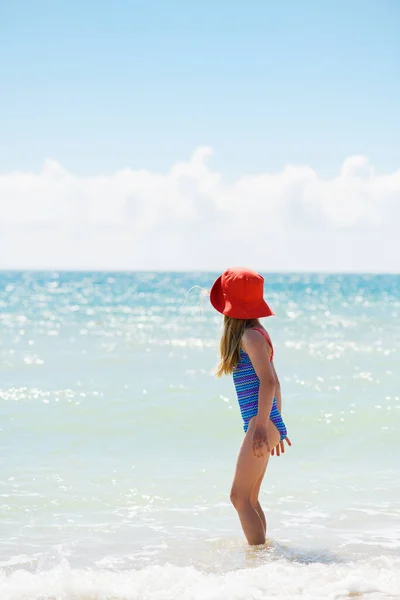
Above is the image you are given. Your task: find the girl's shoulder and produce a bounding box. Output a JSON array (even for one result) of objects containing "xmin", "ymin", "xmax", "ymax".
[
  {"xmin": 242, "ymin": 327, "xmax": 274, "ymax": 359},
  {"xmin": 243, "ymin": 326, "xmax": 272, "ymax": 343}
]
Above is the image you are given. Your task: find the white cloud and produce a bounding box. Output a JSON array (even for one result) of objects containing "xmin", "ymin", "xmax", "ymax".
[{"xmin": 0, "ymin": 147, "xmax": 399, "ymax": 272}]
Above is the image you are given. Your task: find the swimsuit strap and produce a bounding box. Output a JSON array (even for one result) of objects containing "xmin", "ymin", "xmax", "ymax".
[{"xmin": 251, "ymin": 327, "xmax": 274, "ymax": 361}]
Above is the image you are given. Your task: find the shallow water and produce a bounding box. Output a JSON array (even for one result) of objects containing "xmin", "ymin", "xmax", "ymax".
[{"xmin": 0, "ymin": 271, "xmax": 399, "ymax": 599}]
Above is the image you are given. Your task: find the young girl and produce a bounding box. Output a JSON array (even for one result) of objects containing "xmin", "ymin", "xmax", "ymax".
[{"xmin": 210, "ymin": 267, "xmax": 291, "ymax": 546}]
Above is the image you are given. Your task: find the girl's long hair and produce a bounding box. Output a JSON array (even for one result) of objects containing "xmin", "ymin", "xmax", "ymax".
[{"xmin": 216, "ymin": 316, "xmax": 257, "ymax": 377}]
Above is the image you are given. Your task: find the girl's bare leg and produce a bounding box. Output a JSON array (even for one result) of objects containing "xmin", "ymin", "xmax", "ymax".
[
  {"xmin": 251, "ymin": 468, "xmax": 267, "ymax": 534},
  {"xmin": 230, "ymin": 418, "xmax": 280, "ymax": 545}
]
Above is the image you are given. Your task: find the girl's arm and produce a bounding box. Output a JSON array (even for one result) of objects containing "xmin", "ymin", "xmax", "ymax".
[
  {"xmin": 242, "ymin": 330, "xmax": 276, "ymax": 455},
  {"xmin": 271, "ymin": 362, "xmax": 282, "ymax": 413},
  {"xmin": 269, "ymin": 361, "xmax": 292, "ymax": 457}
]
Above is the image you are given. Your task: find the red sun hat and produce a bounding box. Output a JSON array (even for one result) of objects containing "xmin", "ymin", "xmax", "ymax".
[{"xmin": 210, "ymin": 267, "xmax": 274, "ymax": 319}]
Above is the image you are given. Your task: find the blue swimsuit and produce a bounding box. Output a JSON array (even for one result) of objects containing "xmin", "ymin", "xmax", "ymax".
[{"xmin": 232, "ymin": 328, "xmax": 288, "ymax": 441}]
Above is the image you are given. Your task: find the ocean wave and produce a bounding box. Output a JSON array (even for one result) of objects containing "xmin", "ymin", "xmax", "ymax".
[{"xmin": 1, "ymin": 556, "xmax": 400, "ymax": 600}]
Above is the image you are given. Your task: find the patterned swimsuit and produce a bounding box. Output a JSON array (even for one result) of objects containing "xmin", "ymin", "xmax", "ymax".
[{"xmin": 232, "ymin": 328, "xmax": 288, "ymax": 440}]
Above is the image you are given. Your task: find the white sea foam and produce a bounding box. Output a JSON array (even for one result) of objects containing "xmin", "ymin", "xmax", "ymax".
[{"xmin": 1, "ymin": 557, "xmax": 400, "ymax": 600}]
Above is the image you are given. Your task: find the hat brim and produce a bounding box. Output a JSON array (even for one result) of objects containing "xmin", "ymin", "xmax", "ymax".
[{"xmin": 210, "ymin": 275, "xmax": 274, "ymax": 319}]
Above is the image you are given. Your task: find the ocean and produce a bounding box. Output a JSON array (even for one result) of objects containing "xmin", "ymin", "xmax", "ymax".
[{"xmin": 0, "ymin": 271, "xmax": 399, "ymax": 600}]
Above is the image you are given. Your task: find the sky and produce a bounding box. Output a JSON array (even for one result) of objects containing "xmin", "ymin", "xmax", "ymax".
[{"xmin": 0, "ymin": 0, "xmax": 399, "ymax": 272}]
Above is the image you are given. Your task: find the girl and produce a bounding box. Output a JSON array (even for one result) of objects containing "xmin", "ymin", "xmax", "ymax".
[{"xmin": 210, "ymin": 267, "xmax": 291, "ymax": 546}]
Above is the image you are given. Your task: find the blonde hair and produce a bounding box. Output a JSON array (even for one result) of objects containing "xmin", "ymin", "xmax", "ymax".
[{"xmin": 216, "ymin": 316, "xmax": 257, "ymax": 377}]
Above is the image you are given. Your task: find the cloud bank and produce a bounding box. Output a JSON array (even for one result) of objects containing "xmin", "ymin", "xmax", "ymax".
[{"xmin": 0, "ymin": 147, "xmax": 399, "ymax": 272}]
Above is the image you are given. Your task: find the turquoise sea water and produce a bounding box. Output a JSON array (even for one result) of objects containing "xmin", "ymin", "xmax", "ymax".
[{"xmin": 0, "ymin": 271, "xmax": 399, "ymax": 600}]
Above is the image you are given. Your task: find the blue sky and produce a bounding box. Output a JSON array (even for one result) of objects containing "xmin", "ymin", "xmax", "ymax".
[
  {"xmin": 0, "ymin": 1, "xmax": 399, "ymax": 271},
  {"xmin": 1, "ymin": 0, "xmax": 399, "ymax": 177}
]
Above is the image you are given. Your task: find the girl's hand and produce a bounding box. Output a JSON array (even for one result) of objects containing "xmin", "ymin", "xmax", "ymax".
[
  {"xmin": 271, "ymin": 437, "xmax": 292, "ymax": 457},
  {"xmin": 252, "ymin": 425, "xmax": 270, "ymax": 458}
]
